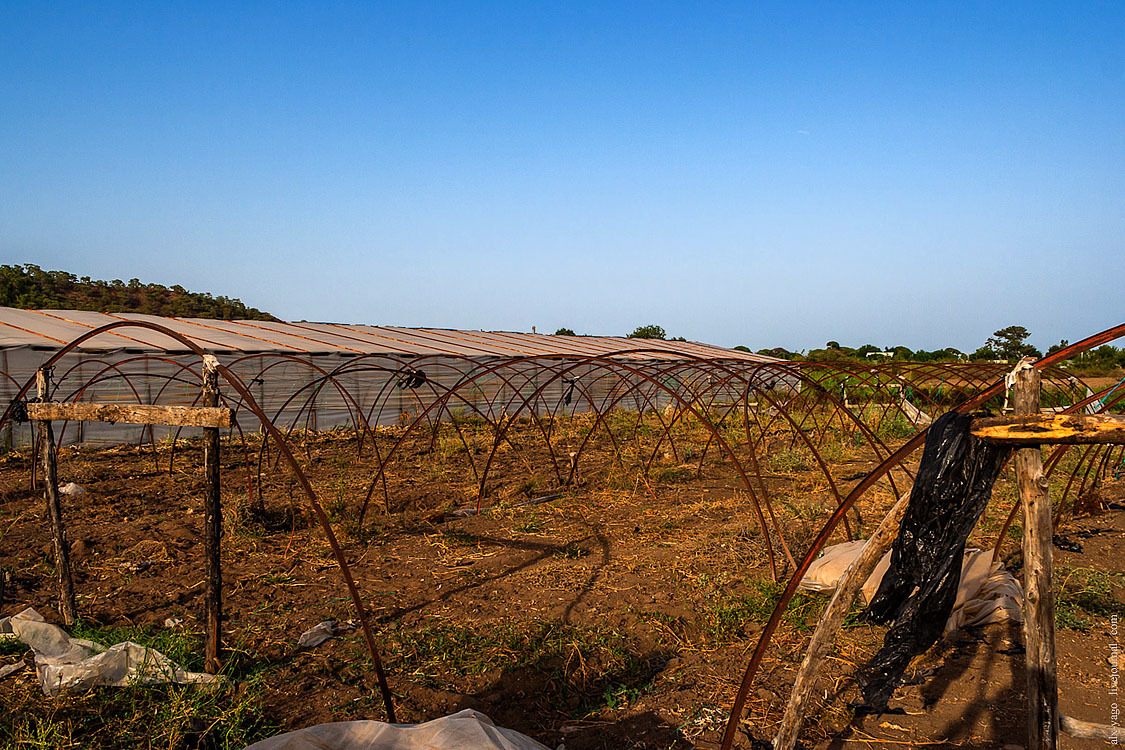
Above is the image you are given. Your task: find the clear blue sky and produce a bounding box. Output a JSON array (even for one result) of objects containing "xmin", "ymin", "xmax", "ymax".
[{"xmin": 1, "ymin": 2, "xmax": 1122, "ymax": 353}]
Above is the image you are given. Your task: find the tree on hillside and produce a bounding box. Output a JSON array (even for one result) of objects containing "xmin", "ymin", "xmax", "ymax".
[
  {"xmin": 627, "ymin": 324, "xmax": 666, "ymax": 340},
  {"xmin": 0, "ymin": 264, "xmax": 277, "ymax": 320},
  {"xmin": 855, "ymin": 344, "xmax": 881, "ymax": 358}
]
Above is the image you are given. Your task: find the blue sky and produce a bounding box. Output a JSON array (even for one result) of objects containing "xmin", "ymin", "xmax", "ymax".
[{"xmin": 1, "ymin": 2, "xmax": 1122, "ymax": 352}]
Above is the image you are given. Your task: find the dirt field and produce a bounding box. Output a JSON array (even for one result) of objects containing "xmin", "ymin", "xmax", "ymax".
[{"xmin": 0, "ymin": 420, "xmax": 1122, "ymax": 749}]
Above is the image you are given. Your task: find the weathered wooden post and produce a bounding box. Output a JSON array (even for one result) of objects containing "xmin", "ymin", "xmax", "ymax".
[
  {"xmin": 202, "ymin": 355, "xmax": 223, "ymax": 674},
  {"xmin": 36, "ymin": 367, "xmax": 78, "ymax": 625},
  {"xmin": 773, "ymin": 493, "xmax": 910, "ymax": 750},
  {"xmin": 26, "ymin": 387, "xmax": 233, "ymax": 657},
  {"xmin": 1011, "ymin": 360, "xmax": 1058, "ymax": 750}
]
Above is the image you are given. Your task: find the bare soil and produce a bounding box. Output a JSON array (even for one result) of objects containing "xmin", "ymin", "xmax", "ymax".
[{"xmin": 0, "ymin": 425, "xmax": 1122, "ymax": 749}]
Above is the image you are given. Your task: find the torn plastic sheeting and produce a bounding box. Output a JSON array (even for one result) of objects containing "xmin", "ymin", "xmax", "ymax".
[
  {"xmin": 0, "ymin": 607, "xmax": 218, "ymax": 695},
  {"xmin": 800, "ymin": 541, "xmax": 1023, "ymax": 633},
  {"xmin": 0, "ymin": 660, "xmax": 25, "ymax": 680},
  {"xmin": 244, "ymin": 708, "xmax": 551, "ymax": 750},
  {"xmin": 297, "ymin": 619, "xmax": 356, "ymax": 649},
  {"xmin": 857, "ymin": 410, "xmax": 1011, "ymax": 710}
]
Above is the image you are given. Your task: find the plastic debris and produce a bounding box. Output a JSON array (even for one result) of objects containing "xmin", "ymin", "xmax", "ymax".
[
  {"xmin": 0, "ymin": 607, "xmax": 218, "ymax": 695},
  {"xmin": 245, "ymin": 708, "xmax": 551, "ymax": 750},
  {"xmin": 121, "ymin": 560, "xmax": 156, "ymax": 574},
  {"xmin": 800, "ymin": 542, "xmax": 1022, "ymax": 634},
  {"xmin": 1052, "ymin": 535, "xmax": 1082, "ymax": 553},
  {"xmin": 0, "ymin": 660, "xmax": 26, "ymax": 679},
  {"xmin": 856, "ymin": 410, "xmax": 1011, "ymax": 710},
  {"xmin": 297, "ymin": 619, "xmax": 356, "ymax": 649},
  {"xmin": 59, "ymin": 482, "xmax": 86, "ymax": 496}
]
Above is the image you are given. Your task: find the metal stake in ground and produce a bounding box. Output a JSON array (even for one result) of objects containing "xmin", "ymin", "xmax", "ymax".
[
  {"xmin": 36, "ymin": 367, "xmax": 77, "ymax": 625},
  {"xmin": 1011, "ymin": 360, "xmax": 1058, "ymax": 750},
  {"xmin": 202, "ymin": 355, "xmax": 223, "ymax": 674}
]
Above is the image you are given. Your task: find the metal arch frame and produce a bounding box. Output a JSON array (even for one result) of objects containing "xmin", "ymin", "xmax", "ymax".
[
  {"xmin": 718, "ymin": 321, "xmax": 1125, "ymax": 750},
  {"xmin": 0, "ymin": 321, "xmax": 398, "ymax": 723}
]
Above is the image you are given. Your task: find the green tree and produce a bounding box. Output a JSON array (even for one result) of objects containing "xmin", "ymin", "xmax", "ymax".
[
  {"xmin": 627, "ymin": 324, "xmax": 666, "ymax": 340},
  {"xmin": 855, "ymin": 344, "xmax": 880, "ymax": 358},
  {"xmin": 985, "ymin": 326, "xmax": 1041, "ymax": 360},
  {"xmin": 553, "ymin": 327, "xmax": 576, "ymax": 336},
  {"xmin": 1046, "ymin": 340, "xmax": 1069, "ymax": 355},
  {"xmin": 0, "ymin": 264, "xmax": 277, "ymax": 320}
]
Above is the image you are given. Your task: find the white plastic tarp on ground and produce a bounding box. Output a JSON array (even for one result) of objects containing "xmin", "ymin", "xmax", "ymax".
[
  {"xmin": 244, "ymin": 708, "xmax": 551, "ymax": 750},
  {"xmin": 0, "ymin": 607, "xmax": 217, "ymax": 695},
  {"xmin": 799, "ymin": 540, "xmax": 1023, "ymax": 633}
]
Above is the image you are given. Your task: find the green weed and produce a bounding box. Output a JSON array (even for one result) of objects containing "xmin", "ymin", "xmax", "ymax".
[
  {"xmin": 384, "ymin": 619, "xmax": 652, "ymax": 714},
  {"xmin": 702, "ymin": 579, "xmax": 824, "ymax": 645},
  {"xmin": 0, "ymin": 623, "xmax": 276, "ymax": 749},
  {"xmin": 513, "ymin": 512, "xmax": 546, "ymax": 534},
  {"xmin": 764, "ymin": 448, "xmax": 811, "ymax": 473},
  {"xmin": 653, "ymin": 464, "xmax": 696, "ymax": 483},
  {"xmin": 1055, "ymin": 566, "xmax": 1125, "ymax": 632},
  {"xmin": 0, "ymin": 637, "xmax": 26, "ymax": 657}
]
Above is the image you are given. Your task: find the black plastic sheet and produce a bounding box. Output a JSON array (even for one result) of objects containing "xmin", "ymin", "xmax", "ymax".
[{"xmin": 857, "ymin": 410, "xmax": 1011, "ymax": 710}]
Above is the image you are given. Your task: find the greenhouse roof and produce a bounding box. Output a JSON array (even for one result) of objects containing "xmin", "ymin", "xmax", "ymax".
[{"xmin": 0, "ymin": 308, "xmax": 776, "ymax": 362}]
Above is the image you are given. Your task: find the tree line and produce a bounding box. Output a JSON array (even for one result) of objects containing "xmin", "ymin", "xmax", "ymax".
[
  {"xmin": 0, "ymin": 264, "xmax": 277, "ymax": 321},
  {"xmin": 553, "ymin": 323, "xmax": 1124, "ymax": 375},
  {"xmin": 754, "ymin": 325, "xmax": 1124, "ymax": 375}
]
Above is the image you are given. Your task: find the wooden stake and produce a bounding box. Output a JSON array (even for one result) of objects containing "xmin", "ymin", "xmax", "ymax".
[
  {"xmin": 202, "ymin": 356, "xmax": 222, "ymax": 674},
  {"xmin": 37, "ymin": 368, "xmax": 77, "ymax": 626},
  {"xmin": 1060, "ymin": 714, "xmax": 1118, "ymax": 741},
  {"xmin": 1012, "ymin": 362, "xmax": 1058, "ymax": 750},
  {"xmin": 774, "ymin": 493, "xmax": 909, "ymax": 750}
]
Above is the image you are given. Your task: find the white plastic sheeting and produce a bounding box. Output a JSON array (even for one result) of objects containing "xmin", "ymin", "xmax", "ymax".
[
  {"xmin": 0, "ymin": 308, "xmax": 787, "ymax": 448},
  {"xmin": 296, "ymin": 619, "xmax": 356, "ymax": 649},
  {"xmin": 245, "ymin": 709, "xmax": 551, "ymax": 750},
  {"xmin": 0, "ymin": 345, "xmax": 792, "ymax": 448},
  {"xmin": 799, "ymin": 540, "xmax": 1023, "ymax": 634},
  {"xmin": 0, "ymin": 607, "xmax": 217, "ymax": 695}
]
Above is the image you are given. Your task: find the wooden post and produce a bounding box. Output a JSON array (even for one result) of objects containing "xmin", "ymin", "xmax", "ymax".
[
  {"xmin": 774, "ymin": 493, "xmax": 909, "ymax": 750},
  {"xmin": 1012, "ymin": 362, "xmax": 1058, "ymax": 750},
  {"xmin": 37, "ymin": 368, "xmax": 77, "ymax": 626},
  {"xmin": 202, "ymin": 356, "xmax": 222, "ymax": 674},
  {"xmin": 1, "ymin": 350, "xmax": 11, "ymax": 453}
]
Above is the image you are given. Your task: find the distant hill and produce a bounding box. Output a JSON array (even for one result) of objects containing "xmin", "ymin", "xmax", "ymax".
[{"xmin": 0, "ymin": 264, "xmax": 278, "ymax": 321}]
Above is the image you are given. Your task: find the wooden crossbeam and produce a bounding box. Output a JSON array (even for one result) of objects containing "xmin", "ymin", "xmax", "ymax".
[
  {"xmin": 27, "ymin": 402, "xmax": 232, "ymax": 428},
  {"xmin": 970, "ymin": 413, "xmax": 1125, "ymax": 445}
]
